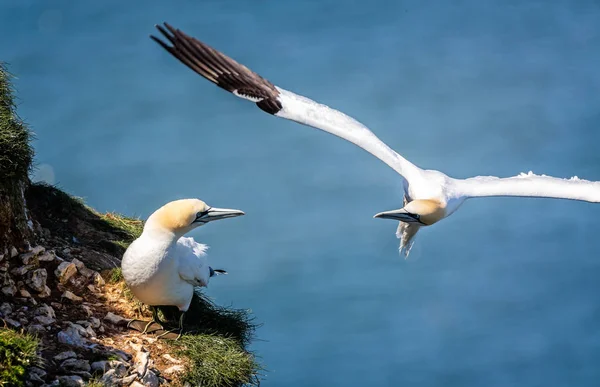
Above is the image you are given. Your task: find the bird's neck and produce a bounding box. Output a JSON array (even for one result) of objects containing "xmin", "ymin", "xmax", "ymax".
[{"xmin": 140, "ymin": 223, "xmax": 180, "ymax": 245}]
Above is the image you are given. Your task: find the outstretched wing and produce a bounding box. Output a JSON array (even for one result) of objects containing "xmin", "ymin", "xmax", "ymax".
[
  {"xmin": 151, "ymin": 22, "xmax": 421, "ymax": 181},
  {"xmin": 176, "ymin": 236, "xmax": 211, "ymax": 287},
  {"xmin": 451, "ymin": 171, "xmax": 600, "ymax": 203}
]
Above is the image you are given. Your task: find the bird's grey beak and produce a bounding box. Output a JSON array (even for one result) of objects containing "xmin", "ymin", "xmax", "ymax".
[
  {"xmin": 196, "ymin": 207, "xmax": 245, "ymax": 223},
  {"xmin": 373, "ymin": 208, "xmax": 421, "ymax": 223}
]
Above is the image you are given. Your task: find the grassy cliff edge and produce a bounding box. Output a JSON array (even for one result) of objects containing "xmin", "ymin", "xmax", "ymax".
[{"xmin": 0, "ymin": 63, "xmax": 261, "ymax": 387}]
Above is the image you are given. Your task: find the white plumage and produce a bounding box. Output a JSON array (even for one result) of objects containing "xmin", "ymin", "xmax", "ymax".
[
  {"xmin": 152, "ymin": 23, "xmax": 600, "ymax": 256},
  {"xmin": 121, "ymin": 198, "xmax": 244, "ymax": 337}
]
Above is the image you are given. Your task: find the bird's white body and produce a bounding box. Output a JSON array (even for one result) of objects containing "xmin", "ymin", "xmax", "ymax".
[
  {"xmin": 152, "ymin": 23, "xmax": 600, "ymax": 256},
  {"xmin": 122, "ymin": 234, "xmax": 209, "ymax": 312},
  {"xmin": 121, "ymin": 199, "xmax": 244, "ymax": 313}
]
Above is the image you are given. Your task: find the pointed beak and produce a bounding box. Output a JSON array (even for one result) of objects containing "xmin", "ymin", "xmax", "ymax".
[
  {"xmin": 373, "ymin": 208, "xmax": 420, "ymax": 223},
  {"xmin": 196, "ymin": 207, "xmax": 245, "ymax": 223}
]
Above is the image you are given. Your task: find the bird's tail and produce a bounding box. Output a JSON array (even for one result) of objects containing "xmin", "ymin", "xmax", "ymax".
[
  {"xmin": 209, "ymin": 267, "xmax": 228, "ymax": 277},
  {"xmin": 396, "ymin": 222, "xmax": 421, "ymax": 258}
]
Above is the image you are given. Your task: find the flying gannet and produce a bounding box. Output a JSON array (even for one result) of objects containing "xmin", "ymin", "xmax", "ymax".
[
  {"xmin": 121, "ymin": 198, "xmax": 244, "ymax": 339},
  {"xmin": 150, "ymin": 23, "xmax": 600, "ymax": 256}
]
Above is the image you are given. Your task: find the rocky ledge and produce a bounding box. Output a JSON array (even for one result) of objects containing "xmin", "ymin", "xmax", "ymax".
[{"xmin": 1, "ymin": 244, "xmax": 185, "ymax": 386}]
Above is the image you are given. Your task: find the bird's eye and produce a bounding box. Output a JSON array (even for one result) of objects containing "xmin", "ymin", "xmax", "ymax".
[{"xmin": 196, "ymin": 210, "xmax": 209, "ymax": 219}]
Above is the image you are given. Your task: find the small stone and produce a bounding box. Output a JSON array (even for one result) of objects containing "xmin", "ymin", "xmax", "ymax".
[
  {"xmin": 57, "ymin": 375, "xmax": 84, "ymax": 387},
  {"xmin": 122, "ymin": 375, "xmax": 139, "ymax": 385},
  {"xmin": 75, "ymin": 320, "xmax": 91, "ymax": 328},
  {"xmin": 93, "ymin": 272, "xmax": 105, "ymax": 287},
  {"xmin": 34, "ymin": 315, "xmax": 55, "ymax": 326},
  {"xmin": 91, "ymin": 360, "xmax": 128, "ymax": 377},
  {"xmin": 99, "ymin": 369, "xmax": 118, "ymax": 385},
  {"xmin": 89, "ymin": 317, "xmax": 101, "ymax": 329},
  {"xmin": 57, "ymin": 326, "xmax": 87, "ymax": 348},
  {"xmin": 135, "ymin": 351, "xmax": 150, "ymax": 378},
  {"xmin": 27, "ymin": 324, "xmax": 46, "ymax": 335},
  {"xmin": 70, "ymin": 371, "xmax": 92, "ymax": 380},
  {"xmin": 79, "ymin": 267, "xmax": 95, "ymax": 279},
  {"xmin": 163, "ymin": 365, "xmax": 185, "ymax": 375},
  {"xmin": 53, "ymin": 350, "xmax": 77, "ymax": 362},
  {"xmin": 51, "ymin": 302, "xmax": 62, "ymax": 310},
  {"xmin": 30, "ymin": 245, "xmax": 45, "ymax": 255},
  {"xmin": 60, "ymin": 358, "xmax": 91, "ymax": 372},
  {"xmin": 38, "ymin": 285, "xmax": 51, "ymax": 298},
  {"xmin": 11, "ymin": 265, "xmax": 33, "ymax": 276},
  {"xmin": 61, "ymin": 290, "xmax": 83, "ymax": 302},
  {"xmin": 10, "ymin": 246, "xmax": 18, "ymax": 258},
  {"xmin": 62, "ymin": 248, "xmax": 71, "ymax": 255},
  {"xmin": 1, "ymin": 283, "xmax": 17, "ymax": 296},
  {"xmin": 5, "ymin": 318, "xmax": 21, "ymax": 328},
  {"xmin": 103, "ymin": 312, "xmax": 126, "ymax": 326},
  {"xmin": 85, "ymin": 325, "xmax": 96, "ymax": 338},
  {"xmin": 36, "ymin": 304, "xmax": 56, "ymax": 318},
  {"xmin": 20, "ymin": 289, "xmax": 32, "ymax": 298},
  {"xmin": 86, "ymin": 284, "xmax": 96, "ymax": 293},
  {"xmin": 0, "ymin": 253, "xmax": 3, "ymax": 263},
  {"xmin": 0, "ymin": 302, "xmax": 12, "ymax": 317},
  {"xmin": 68, "ymin": 323, "xmax": 89, "ymax": 338},
  {"xmin": 54, "ymin": 262, "xmax": 77, "ymax": 284},
  {"xmin": 38, "ymin": 252, "xmax": 55, "ymax": 262},
  {"xmin": 141, "ymin": 370, "xmax": 159, "ymax": 387},
  {"xmin": 81, "ymin": 305, "xmax": 93, "ymax": 317},
  {"xmin": 71, "ymin": 258, "xmax": 85, "ymax": 270},
  {"xmin": 99, "ymin": 326, "xmax": 105, "ymax": 333},
  {"xmin": 27, "ymin": 268, "xmax": 47, "ymax": 292},
  {"xmin": 27, "ymin": 366, "xmax": 47, "ymax": 384},
  {"xmin": 90, "ymin": 360, "xmax": 108, "ymax": 373},
  {"xmin": 20, "ymin": 252, "xmax": 38, "ymax": 266}
]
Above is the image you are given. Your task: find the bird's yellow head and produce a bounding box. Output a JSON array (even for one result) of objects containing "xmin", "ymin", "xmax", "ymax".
[
  {"xmin": 145, "ymin": 198, "xmax": 245, "ymax": 236},
  {"xmin": 373, "ymin": 199, "xmax": 446, "ymax": 226}
]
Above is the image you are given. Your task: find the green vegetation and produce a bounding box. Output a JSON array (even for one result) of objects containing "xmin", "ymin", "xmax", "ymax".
[
  {"xmin": 109, "ymin": 267, "xmax": 124, "ymax": 284},
  {"xmin": 0, "ymin": 329, "xmax": 40, "ymax": 387},
  {"xmin": 0, "ymin": 63, "xmax": 34, "ymax": 250},
  {"xmin": 0, "ymin": 63, "xmax": 33, "ymax": 183},
  {"xmin": 174, "ymin": 334, "xmax": 261, "ymax": 387},
  {"xmin": 162, "ymin": 290, "xmax": 261, "ymax": 387}
]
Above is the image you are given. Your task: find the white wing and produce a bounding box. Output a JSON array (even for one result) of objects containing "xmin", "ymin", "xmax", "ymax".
[
  {"xmin": 451, "ymin": 171, "xmax": 600, "ymax": 203},
  {"xmin": 151, "ymin": 23, "xmax": 422, "ymax": 182},
  {"xmin": 175, "ymin": 236, "xmax": 211, "ymax": 287}
]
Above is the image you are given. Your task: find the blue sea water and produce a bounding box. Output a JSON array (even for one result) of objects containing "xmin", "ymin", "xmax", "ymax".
[{"xmin": 3, "ymin": 0, "xmax": 600, "ymax": 385}]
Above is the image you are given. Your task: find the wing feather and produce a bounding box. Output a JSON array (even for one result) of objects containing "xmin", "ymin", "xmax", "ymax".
[
  {"xmin": 151, "ymin": 22, "xmax": 421, "ymax": 181},
  {"xmin": 176, "ymin": 237, "xmax": 211, "ymax": 287},
  {"xmin": 451, "ymin": 171, "xmax": 600, "ymax": 203}
]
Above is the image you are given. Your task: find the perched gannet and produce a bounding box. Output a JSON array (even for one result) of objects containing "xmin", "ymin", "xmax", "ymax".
[
  {"xmin": 121, "ymin": 198, "xmax": 244, "ymax": 338},
  {"xmin": 151, "ymin": 23, "xmax": 600, "ymax": 256}
]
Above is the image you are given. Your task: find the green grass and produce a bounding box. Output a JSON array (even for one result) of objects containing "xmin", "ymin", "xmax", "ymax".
[
  {"xmin": 113, "ymin": 271, "xmax": 261, "ymax": 386},
  {"xmin": 84, "ymin": 380, "xmax": 104, "ymax": 387},
  {"xmin": 163, "ymin": 291, "xmax": 261, "ymax": 387},
  {"xmin": 173, "ymin": 334, "xmax": 261, "ymax": 387},
  {"xmin": 0, "ymin": 328, "xmax": 40, "ymax": 387},
  {"xmin": 0, "ymin": 63, "xmax": 33, "ymax": 183},
  {"xmin": 108, "ymin": 267, "xmax": 124, "ymax": 284}
]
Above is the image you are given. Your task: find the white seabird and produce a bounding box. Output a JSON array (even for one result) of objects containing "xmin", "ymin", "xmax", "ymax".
[
  {"xmin": 151, "ymin": 23, "xmax": 600, "ymax": 256},
  {"xmin": 121, "ymin": 198, "xmax": 244, "ymax": 338}
]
